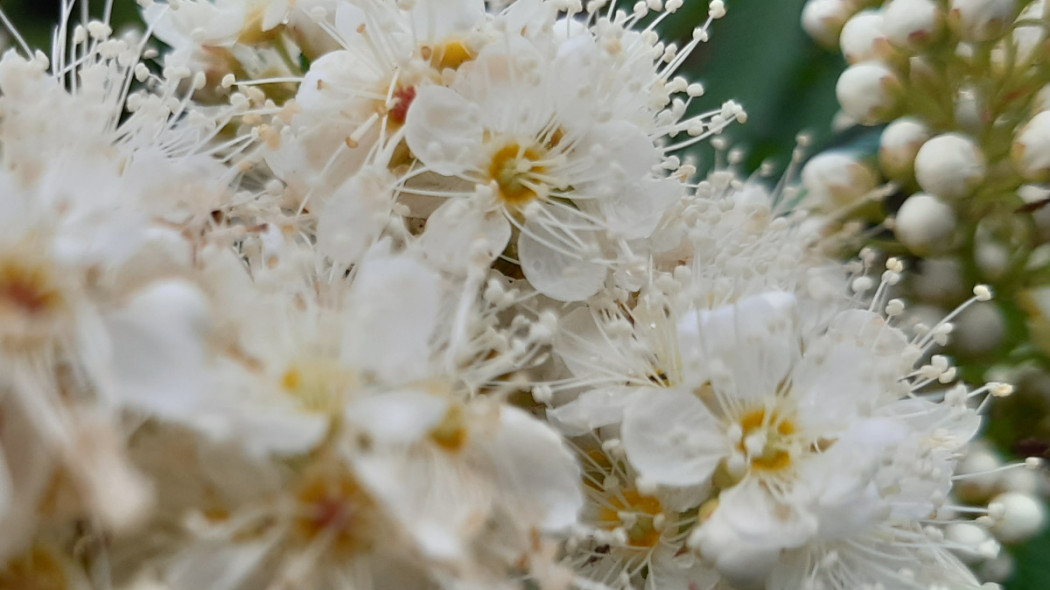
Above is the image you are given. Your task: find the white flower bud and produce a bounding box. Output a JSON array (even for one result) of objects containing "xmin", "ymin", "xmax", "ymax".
[
  {"xmin": 992, "ymin": 1, "xmax": 1047, "ymax": 72},
  {"xmin": 913, "ymin": 258, "xmax": 966, "ymax": 304},
  {"xmin": 840, "ymin": 10, "xmax": 889, "ymax": 64},
  {"xmin": 975, "ymin": 234, "xmax": 1011, "ymax": 281},
  {"xmin": 945, "ymin": 523, "xmax": 992, "ymax": 564},
  {"xmin": 914, "ymin": 133, "xmax": 986, "ymax": 198},
  {"xmin": 1032, "ymin": 83, "xmax": 1050, "ymax": 113},
  {"xmin": 883, "ymin": 0, "xmax": 944, "ymax": 50},
  {"xmin": 954, "ymin": 302, "xmax": 1005, "ymax": 356},
  {"xmin": 879, "ymin": 116, "xmax": 931, "ymax": 180},
  {"xmin": 979, "ymin": 552, "xmax": 1015, "ymax": 583},
  {"xmin": 956, "ymin": 444, "xmax": 1004, "ymax": 502},
  {"xmin": 948, "ymin": 0, "xmax": 1018, "ymax": 42},
  {"xmin": 801, "ymin": 151, "xmax": 879, "ymax": 208},
  {"xmin": 894, "ymin": 192, "xmax": 956, "ymax": 254},
  {"xmin": 989, "ymin": 492, "xmax": 1047, "ymax": 543},
  {"xmin": 954, "ymin": 86, "xmax": 985, "ymax": 134},
  {"xmin": 801, "ymin": 0, "xmax": 855, "ymax": 48},
  {"xmin": 1012, "ymin": 111, "xmax": 1050, "ymax": 182},
  {"xmin": 836, "ymin": 61, "xmax": 903, "ymax": 125}
]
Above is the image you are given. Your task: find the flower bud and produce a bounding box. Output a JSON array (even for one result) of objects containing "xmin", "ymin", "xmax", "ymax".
[
  {"xmin": 1012, "ymin": 111, "xmax": 1050, "ymax": 182},
  {"xmin": 954, "ymin": 302, "xmax": 1005, "ymax": 356},
  {"xmin": 948, "ymin": 0, "xmax": 1018, "ymax": 42},
  {"xmin": 836, "ymin": 61, "xmax": 903, "ymax": 125},
  {"xmin": 879, "ymin": 116, "xmax": 931, "ymax": 180},
  {"xmin": 894, "ymin": 192, "xmax": 956, "ymax": 254},
  {"xmin": 914, "ymin": 132, "xmax": 986, "ymax": 198},
  {"xmin": 913, "ymin": 257, "xmax": 967, "ymax": 303},
  {"xmin": 883, "ymin": 0, "xmax": 944, "ymax": 50},
  {"xmin": 801, "ymin": 0, "xmax": 855, "ymax": 48},
  {"xmin": 840, "ymin": 10, "xmax": 889, "ymax": 64},
  {"xmin": 954, "ymin": 86, "xmax": 985, "ymax": 134},
  {"xmin": 975, "ymin": 234, "xmax": 1011, "ymax": 281},
  {"xmin": 989, "ymin": 492, "xmax": 1047, "ymax": 543},
  {"xmin": 945, "ymin": 523, "xmax": 992, "ymax": 564},
  {"xmin": 801, "ymin": 151, "xmax": 879, "ymax": 208}
]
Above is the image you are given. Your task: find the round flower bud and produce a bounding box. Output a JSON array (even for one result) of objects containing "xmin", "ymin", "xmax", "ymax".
[
  {"xmin": 883, "ymin": 0, "xmax": 944, "ymax": 50},
  {"xmin": 840, "ymin": 10, "xmax": 889, "ymax": 64},
  {"xmin": 894, "ymin": 192, "xmax": 956, "ymax": 254},
  {"xmin": 1012, "ymin": 111, "xmax": 1050, "ymax": 182},
  {"xmin": 914, "ymin": 132, "xmax": 986, "ymax": 198},
  {"xmin": 945, "ymin": 523, "xmax": 992, "ymax": 564},
  {"xmin": 956, "ymin": 444, "xmax": 1003, "ymax": 502},
  {"xmin": 836, "ymin": 61, "xmax": 903, "ymax": 125},
  {"xmin": 989, "ymin": 492, "xmax": 1047, "ymax": 543},
  {"xmin": 1032, "ymin": 83, "xmax": 1050, "ymax": 113},
  {"xmin": 801, "ymin": 0, "xmax": 855, "ymax": 48},
  {"xmin": 954, "ymin": 302, "xmax": 1006, "ymax": 356},
  {"xmin": 975, "ymin": 234, "xmax": 1011, "ymax": 281},
  {"xmin": 879, "ymin": 116, "xmax": 931, "ymax": 180},
  {"xmin": 948, "ymin": 0, "xmax": 1018, "ymax": 42},
  {"xmin": 801, "ymin": 151, "xmax": 879, "ymax": 208},
  {"xmin": 954, "ymin": 86, "xmax": 985, "ymax": 134},
  {"xmin": 980, "ymin": 553, "xmax": 1015, "ymax": 584}
]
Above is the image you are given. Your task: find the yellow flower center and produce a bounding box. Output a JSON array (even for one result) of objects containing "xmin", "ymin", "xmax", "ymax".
[
  {"xmin": 488, "ymin": 142, "xmax": 548, "ymax": 207},
  {"xmin": 293, "ymin": 460, "xmax": 379, "ymax": 557},
  {"xmin": 0, "ymin": 546, "xmax": 69, "ymax": 590},
  {"xmin": 738, "ymin": 408, "xmax": 797, "ymax": 472},
  {"xmin": 280, "ymin": 359, "xmax": 358, "ymax": 414},
  {"xmin": 428, "ymin": 403, "xmax": 469, "ymax": 451},
  {"xmin": 597, "ymin": 489, "xmax": 664, "ymax": 549}
]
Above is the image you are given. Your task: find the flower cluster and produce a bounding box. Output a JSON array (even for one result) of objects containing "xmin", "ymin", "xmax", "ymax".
[
  {"xmin": 799, "ymin": 0, "xmax": 1050, "ymax": 579},
  {"xmin": 0, "ymin": 1, "xmax": 1027, "ymax": 590}
]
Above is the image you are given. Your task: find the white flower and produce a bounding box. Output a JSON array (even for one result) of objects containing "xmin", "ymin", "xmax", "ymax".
[{"xmin": 402, "ymin": 45, "xmax": 681, "ymax": 300}]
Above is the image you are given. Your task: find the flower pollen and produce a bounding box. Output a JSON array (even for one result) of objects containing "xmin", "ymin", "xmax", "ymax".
[{"xmin": 488, "ymin": 142, "xmax": 547, "ymax": 208}]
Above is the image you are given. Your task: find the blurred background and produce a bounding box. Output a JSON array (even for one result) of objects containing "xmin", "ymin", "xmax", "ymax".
[{"xmin": 1, "ymin": 0, "xmax": 1046, "ymax": 587}]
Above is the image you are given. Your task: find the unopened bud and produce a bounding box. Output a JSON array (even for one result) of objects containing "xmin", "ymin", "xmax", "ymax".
[
  {"xmin": 894, "ymin": 192, "xmax": 957, "ymax": 254},
  {"xmin": 840, "ymin": 10, "xmax": 890, "ymax": 64},
  {"xmin": 801, "ymin": 0, "xmax": 855, "ymax": 48},
  {"xmin": 801, "ymin": 151, "xmax": 879, "ymax": 208},
  {"xmin": 989, "ymin": 492, "xmax": 1047, "ymax": 543},
  {"xmin": 948, "ymin": 0, "xmax": 1018, "ymax": 42},
  {"xmin": 879, "ymin": 116, "xmax": 932, "ymax": 181},
  {"xmin": 914, "ymin": 133, "xmax": 986, "ymax": 199},
  {"xmin": 1012, "ymin": 111, "xmax": 1050, "ymax": 182},
  {"xmin": 836, "ymin": 61, "xmax": 903, "ymax": 125},
  {"xmin": 883, "ymin": 0, "xmax": 945, "ymax": 50}
]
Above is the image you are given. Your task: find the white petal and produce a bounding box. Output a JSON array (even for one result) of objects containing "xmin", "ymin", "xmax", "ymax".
[
  {"xmin": 488, "ymin": 407, "xmax": 582, "ymax": 531},
  {"xmin": 685, "ymin": 291, "xmax": 799, "ymax": 402},
  {"xmin": 416, "ymin": 198, "xmax": 510, "ymax": 272},
  {"xmin": 518, "ymin": 217, "xmax": 605, "ymax": 302},
  {"xmin": 548, "ymin": 386, "xmax": 648, "ymax": 436},
  {"xmin": 622, "ymin": 388, "xmax": 728, "ymax": 487},
  {"xmin": 106, "ymin": 280, "xmax": 212, "ymax": 417},
  {"xmin": 404, "ymin": 85, "xmax": 483, "ymax": 176},
  {"xmin": 345, "ymin": 390, "xmax": 449, "ymax": 446},
  {"xmin": 691, "ymin": 479, "xmax": 817, "ymax": 589},
  {"xmin": 343, "ymin": 255, "xmax": 442, "ymax": 384},
  {"xmin": 316, "ymin": 168, "xmax": 395, "ymax": 265}
]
